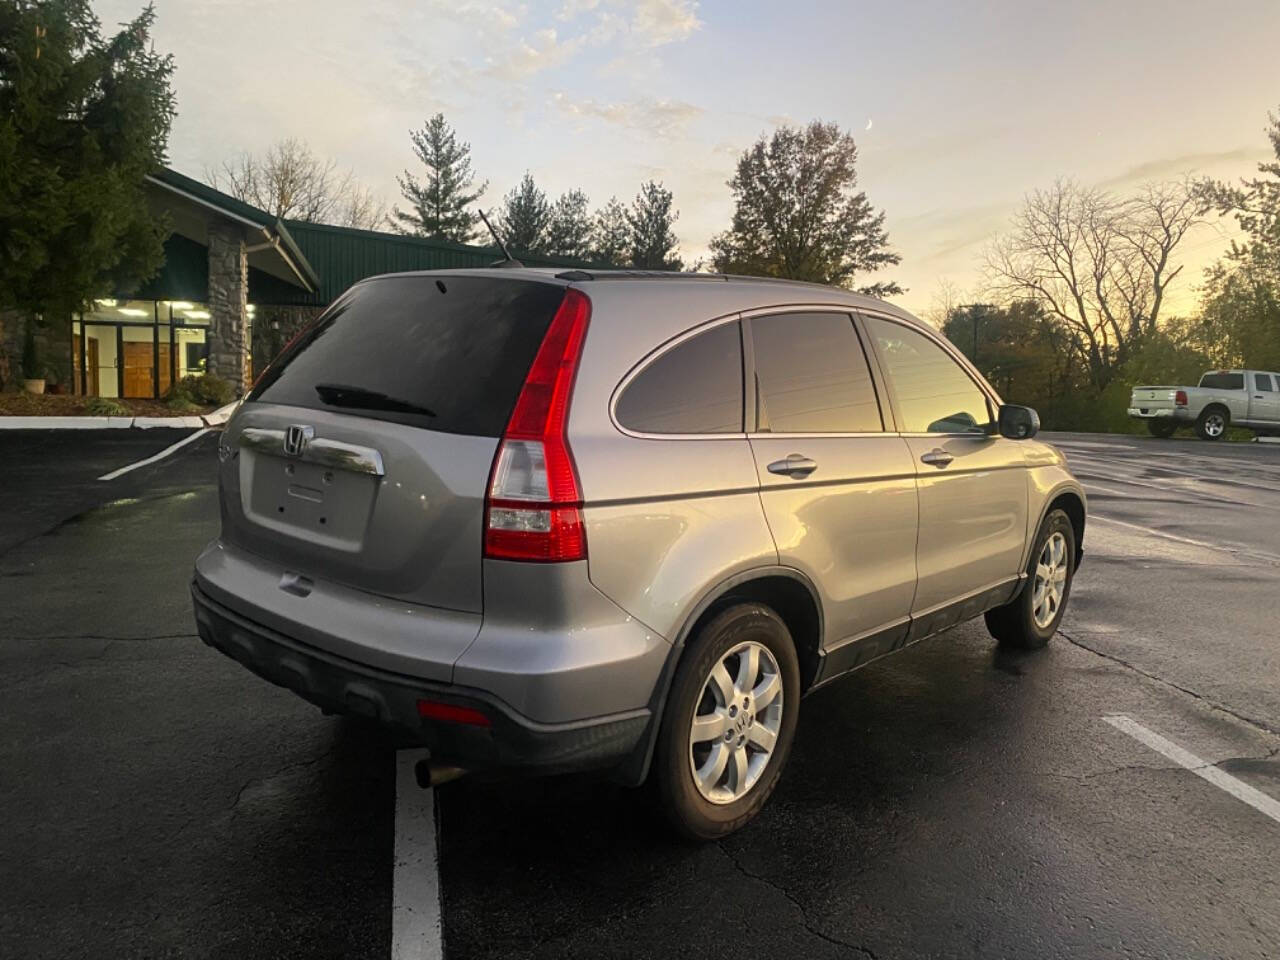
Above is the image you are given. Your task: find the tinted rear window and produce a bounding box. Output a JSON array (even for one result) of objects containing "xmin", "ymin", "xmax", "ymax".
[
  {"xmin": 615, "ymin": 321, "xmax": 743, "ymax": 434},
  {"xmin": 1199, "ymin": 372, "xmax": 1244, "ymax": 390},
  {"xmin": 249, "ymin": 276, "xmax": 566, "ymax": 436},
  {"xmin": 751, "ymin": 312, "xmax": 883, "ymax": 433}
]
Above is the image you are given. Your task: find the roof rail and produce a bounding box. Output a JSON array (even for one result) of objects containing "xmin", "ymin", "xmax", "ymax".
[{"xmin": 554, "ymin": 269, "xmax": 729, "ymax": 282}]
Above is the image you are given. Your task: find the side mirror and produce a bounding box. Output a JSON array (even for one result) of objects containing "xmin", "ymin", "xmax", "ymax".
[{"xmin": 998, "ymin": 404, "xmax": 1040, "ymax": 440}]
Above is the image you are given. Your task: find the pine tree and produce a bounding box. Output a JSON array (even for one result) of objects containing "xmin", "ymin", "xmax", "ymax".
[
  {"xmin": 591, "ymin": 197, "xmax": 630, "ymax": 265},
  {"xmin": 392, "ymin": 114, "xmax": 486, "ymax": 242},
  {"xmin": 0, "ymin": 1, "xmax": 176, "ymax": 319},
  {"xmin": 545, "ymin": 190, "xmax": 593, "ymax": 260},
  {"xmin": 497, "ymin": 173, "xmax": 551, "ymax": 254},
  {"xmin": 627, "ymin": 181, "xmax": 682, "ymax": 270}
]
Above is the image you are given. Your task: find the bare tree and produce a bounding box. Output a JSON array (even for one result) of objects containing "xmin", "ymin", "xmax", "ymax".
[
  {"xmin": 984, "ymin": 178, "xmax": 1199, "ymax": 389},
  {"xmin": 207, "ymin": 138, "xmax": 383, "ymax": 227}
]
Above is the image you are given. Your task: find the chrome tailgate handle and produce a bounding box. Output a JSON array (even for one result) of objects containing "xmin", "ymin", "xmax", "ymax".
[
  {"xmin": 239, "ymin": 427, "xmax": 385, "ymax": 477},
  {"xmin": 920, "ymin": 449, "xmax": 954, "ymax": 468},
  {"xmin": 767, "ymin": 454, "xmax": 818, "ymax": 479}
]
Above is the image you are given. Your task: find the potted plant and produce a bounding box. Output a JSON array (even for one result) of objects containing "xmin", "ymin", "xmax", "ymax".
[{"xmin": 21, "ymin": 318, "xmax": 45, "ymax": 395}]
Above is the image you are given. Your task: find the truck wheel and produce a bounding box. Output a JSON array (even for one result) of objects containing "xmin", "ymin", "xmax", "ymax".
[
  {"xmin": 653, "ymin": 603, "xmax": 800, "ymax": 840},
  {"xmin": 985, "ymin": 509, "xmax": 1076, "ymax": 650},
  {"xmin": 1147, "ymin": 420, "xmax": 1177, "ymax": 438},
  {"xmin": 1196, "ymin": 406, "xmax": 1229, "ymax": 441}
]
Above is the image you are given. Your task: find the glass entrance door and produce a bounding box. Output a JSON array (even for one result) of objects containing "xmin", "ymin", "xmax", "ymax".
[{"xmin": 82, "ymin": 324, "xmax": 117, "ymax": 397}]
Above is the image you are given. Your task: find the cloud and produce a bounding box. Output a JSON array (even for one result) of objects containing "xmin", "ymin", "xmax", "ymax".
[
  {"xmin": 630, "ymin": 0, "xmax": 701, "ymax": 47},
  {"xmin": 557, "ymin": 0, "xmax": 702, "ymax": 48},
  {"xmin": 1096, "ymin": 148, "xmax": 1261, "ymax": 188},
  {"xmin": 485, "ymin": 28, "xmax": 584, "ymax": 82},
  {"xmin": 425, "ymin": 0, "xmax": 526, "ymax": 30},
  {"xmin": 551, "ymin": 92, "xmax": 703, "ymax": 135}
]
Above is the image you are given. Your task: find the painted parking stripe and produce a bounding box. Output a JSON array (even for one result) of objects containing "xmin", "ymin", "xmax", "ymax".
[
  {"xmin": 393, "ymin": 749, "xmax": 444, "ymax": 960},
  {"xmin": 97, "ymin": 427, "xmax": 210, "ymax": 481},
  {"xmin": 1104, "ymin": 716, "xmax": 1280, "ymax": 826}
]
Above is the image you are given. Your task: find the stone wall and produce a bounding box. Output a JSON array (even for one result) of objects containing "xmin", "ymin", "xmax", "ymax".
[
  {"xmin": 0, "ymin": 309, "xmax": 22, "ymax": 391},
  {"xmin": 0, "ymin": 309, "xmax": 70, "ymax": 392},
  {"xmin": 206, "ymin": 221, "xmax": 248, "ymax": 395}
]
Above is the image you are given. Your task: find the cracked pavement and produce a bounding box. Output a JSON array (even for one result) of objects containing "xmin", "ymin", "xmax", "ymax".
[{"xmin": 2, "ymin": 431, "xmax": 1280, "ymax": 959}]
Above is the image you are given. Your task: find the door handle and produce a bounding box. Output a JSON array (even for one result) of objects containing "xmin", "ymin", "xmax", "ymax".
[
  {"xmin": 920, "ymin": 449, "xmax": 954, "ymax": 468},
  {"xmin": 767, "ymin": 454, "xmax": 818, "ymax": 478}
]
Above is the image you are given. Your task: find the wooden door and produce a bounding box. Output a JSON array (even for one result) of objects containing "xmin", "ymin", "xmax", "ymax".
[
  {"xmin": 158, "ymin": 339, "xmax": 172, "ymax": 397},
  {"xmin": 122, "ymin": 342, "xmax": 154, "ymax": 398}
]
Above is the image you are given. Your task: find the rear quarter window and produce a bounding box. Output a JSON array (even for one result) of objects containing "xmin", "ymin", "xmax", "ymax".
[
  {"xmin": 614, "ymin": 321, "xmax": 744, "ymax": 434},
  {"xmin": 248, "ymin": 276, "xmax": 566, "ymax": 437}
]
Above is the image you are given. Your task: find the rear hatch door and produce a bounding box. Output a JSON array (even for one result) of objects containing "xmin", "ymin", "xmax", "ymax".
[{"xmin": 222, "ymin": 274, "xmax": 568, "ymax": 614}]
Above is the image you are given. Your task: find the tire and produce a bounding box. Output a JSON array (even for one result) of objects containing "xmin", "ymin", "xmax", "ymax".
[
  {"xmin": 1196, "ymin": 405, "xmax": 1229, "ymax": 441},
  {"xmin": 984, "ymin": 509, "xmax": 1076, "ymax": 650},
  {"xmin": 653, "ymin": 603, "xmax": 801, "ymax": 840},
  {"xmin": 1147, "ymin": 419, "xmax": 1177, "ymax": 439}
]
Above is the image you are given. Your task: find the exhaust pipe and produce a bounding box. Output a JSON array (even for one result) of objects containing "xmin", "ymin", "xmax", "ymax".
[{"xmin": 415, "ymin": 759, "xmax": 468, "ymax": 789}]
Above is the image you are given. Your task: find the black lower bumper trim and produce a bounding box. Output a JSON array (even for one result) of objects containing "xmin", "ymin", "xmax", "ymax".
[{"xmin": 191, "ymin": 582, "xmax": 649, "ymax": 775}]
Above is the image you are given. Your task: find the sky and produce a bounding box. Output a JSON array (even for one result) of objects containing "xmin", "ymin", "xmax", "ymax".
[{"xmin": 100, "ymin": 0, "xmax": 1280, "ymax": 318}]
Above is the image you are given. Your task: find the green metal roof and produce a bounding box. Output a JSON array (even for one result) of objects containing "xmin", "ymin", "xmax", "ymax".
[
  {"xmin": 274, "ymin": 219, "xmax": 603, "ymax": 306},
  {"xmin": 135, "ymin": 168, "xmax": 604, "ymax": 307}
]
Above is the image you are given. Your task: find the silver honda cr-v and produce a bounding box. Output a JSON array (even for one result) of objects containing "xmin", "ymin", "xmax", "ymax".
[{"xmin": 192, "ymin": 268, "xmax": 1085, "ymax": 838}]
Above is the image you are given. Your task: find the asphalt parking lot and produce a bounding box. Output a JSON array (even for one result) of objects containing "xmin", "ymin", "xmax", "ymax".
[{"xmin": 2, "ymin": 429, "xmax": 1279, "ymax": 959}]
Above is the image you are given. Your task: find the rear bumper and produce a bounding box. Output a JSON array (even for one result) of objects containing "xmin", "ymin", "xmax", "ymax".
[
  {"xmin": 192, "ymin": 582, "xmax": 650, "ymax": 775},
  {"xmin": 1127, "ymin": 406, "xmax": 1192, "ymax": 421}
]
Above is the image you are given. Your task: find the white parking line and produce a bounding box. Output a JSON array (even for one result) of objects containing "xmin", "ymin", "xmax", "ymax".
[
  {"xmin": 1104, "ymin": 716, "xmax": 1280, "ymax": 826},
  {"xmin": 392, "ymin": 749, "xmax": 444, "ymax": 960},
  {"xmin": 97, "ymin": 428, "xmax": 210, "ymax": 481}
]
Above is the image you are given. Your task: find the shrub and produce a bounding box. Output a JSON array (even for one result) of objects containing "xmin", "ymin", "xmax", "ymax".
[
  {"xmin": 165, "ymin": 394, "xmax": 201, "ymax": 413},
  {"xmin": 167, "ymin": 373, "xmax": 236, "ymax": 407},
  {"xmin": 86, "ymin": 397, "xmax": 130, "ymax": 417}
]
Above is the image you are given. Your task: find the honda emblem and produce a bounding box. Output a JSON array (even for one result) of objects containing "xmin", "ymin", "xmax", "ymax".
[{"xmin": 282, "ymin": 425, "xmax": 314, "ymax": 458}]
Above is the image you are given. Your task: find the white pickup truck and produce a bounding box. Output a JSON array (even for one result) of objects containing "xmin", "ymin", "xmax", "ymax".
[{"xmin": 1129, "ymin": 369, "xmax": 1280, "ymax": 440}]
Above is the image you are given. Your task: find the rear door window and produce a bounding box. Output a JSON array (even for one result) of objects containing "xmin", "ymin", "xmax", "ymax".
[
  {"xmin": 1200, "ymin": 372, "xmax": 1245, "ymax": 390},
  {"xmin": 249, "ymin": 276, "xmax": 566, "ymax": 436},
  {"xmin": 749, "ymin": 312, "xmax": 883, "ymax": 433},
  {"xmin": 1255, "ymin": 373, "xmax": 1275, "ymax": 392},
  {"xmin": 615, "ymin": 321, "xmax": 744, "ymax": 434}
]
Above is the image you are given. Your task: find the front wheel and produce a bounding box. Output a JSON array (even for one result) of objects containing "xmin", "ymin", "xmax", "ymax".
[
  {"xmin": 653, "ymin": 603, "xmax": 800, "ymax": 840},
  {"xmin": 985, "ymin": 509, "xmax": 1076, "ymax": 649},
  {"xmin": 1197, "ymin": 406, "xmax": 1228, "ymax": 441},
  {"xmin": 1147, "ymin": 419, "xmax": 1177, "ymax": 439}
]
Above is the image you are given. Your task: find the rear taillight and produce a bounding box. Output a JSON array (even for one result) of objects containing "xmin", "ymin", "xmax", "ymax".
[
  {"xmin": 1175, "ymin": 390, "xmax": 1188, "ymax": 406},
  {"xmin": 484, "ymin": 288, "xmax": 591, "ymax": 562}
]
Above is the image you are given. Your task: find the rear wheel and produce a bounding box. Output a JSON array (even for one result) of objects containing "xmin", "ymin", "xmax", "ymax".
[
  {"xmin": 985, "ymin": 509, "xmax": 1076, "ymax": 650},
  {"xmin": 1197, "ymin": 406, "xmax": 1228, "ymax": 441},
  {"xmin": 1147, "ymin": 419, "xmax": 1177, "ymax": 438},
  {"xmin": 653, "ymin": 603, "xmax": 800, "ymax": 840}
]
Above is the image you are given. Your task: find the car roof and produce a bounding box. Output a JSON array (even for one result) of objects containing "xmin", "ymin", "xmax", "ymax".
[{"xmin": 357, "ymin": 266, "xmax": 902, "ymax": 316}]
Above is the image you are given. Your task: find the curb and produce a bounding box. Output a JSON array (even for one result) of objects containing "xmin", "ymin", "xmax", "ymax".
[
  {"xmin": 0, "ymin": 401, "xmax": 238, "ymax": 431},
  {"xmin": 1254, "ymin": 436, "xmax": 1280, "ymax": 445}
]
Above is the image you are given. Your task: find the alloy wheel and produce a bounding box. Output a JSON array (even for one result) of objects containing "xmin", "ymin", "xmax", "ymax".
[
  {"xmin": 688, "ymin": 641, "xmax": 784, "ymax": 804},
  {"xmin": 1032, "ymin": 531, "xmax": 1069, "ymax": 629}
]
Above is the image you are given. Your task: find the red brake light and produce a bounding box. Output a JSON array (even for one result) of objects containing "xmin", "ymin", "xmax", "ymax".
[
  {"xmin": 1175, "ymin": 390, "xmax": 1188, "ymax": 406},
  {"xmin": 484, "ymin": 288, "xmax": 591, "ymax": 562}
]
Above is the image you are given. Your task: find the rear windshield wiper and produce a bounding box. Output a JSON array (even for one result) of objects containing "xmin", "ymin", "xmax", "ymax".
[{"xmin": 314, "ymin": 383, "xmax": 436, "ymax": 418}]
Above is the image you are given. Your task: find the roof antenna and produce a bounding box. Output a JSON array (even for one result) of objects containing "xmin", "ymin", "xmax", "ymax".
[{"xmin": 477, "ymin": 208, "xmax": 523, "ymax": 268}]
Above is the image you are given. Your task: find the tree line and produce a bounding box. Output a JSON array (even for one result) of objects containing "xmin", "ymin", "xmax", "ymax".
[
  {"xmin": 208, "ymin": 112, "xmax": 901, "ymax": 287},
  {"xmin": 936, "ymin": 108, "xmax": 1280, "ymax": 433}
]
